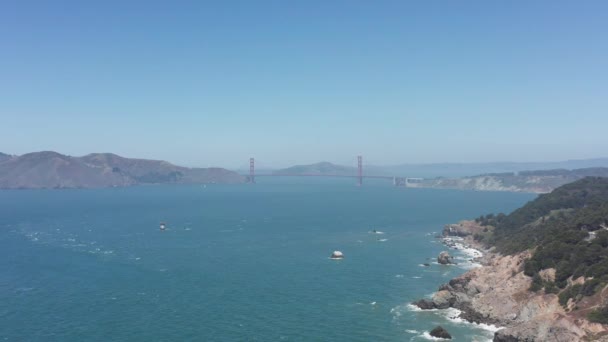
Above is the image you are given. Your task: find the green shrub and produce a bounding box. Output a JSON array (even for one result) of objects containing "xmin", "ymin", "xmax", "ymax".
[
  {"xmin": 544, "ymin": 281, "xmax": 559, "ymax": 294},
  {"xmin": 558, "ymin": 284, "xmax": 582, "ymax": 307},
  {"xmin": 581, "ymin": 278, "xmax": 602, "ymax": 296},
  {"xmin": 529, "ymin": 273, "xmax": 543, "ymax": 292},
  {"xmin": 589, "ymin": 306, "xmax": 608, "ymax": 324}
]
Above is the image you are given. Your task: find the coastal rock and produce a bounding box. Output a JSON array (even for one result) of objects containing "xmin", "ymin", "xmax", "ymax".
[
  {"xmin": 458, "ymin": 302, "xmax": 496, "ymax": 325},
  {"xmin": 432, "ymin": 290, "xmax": 455, "ymax": 309},
  {"xmin": 493, "ymin": 330, "xmax": 528, "ymax": 342},
  {"xmin": 448, "ymin": 275, "xmax": 471, "ymax": 291},
  {"xmin": 438, "ymin": 251, "xmax": 453, "ymax": 265},
  {"xmin": 429, "ymin": 326, "xmax": 452, "ymax": 339},
  {"xmin": 493, "ymin": 317, "xmax": 586, "ymax": 342},
  {"xmin": 412, "ymin": 299, "xmax": 436, "ymax": 310}
]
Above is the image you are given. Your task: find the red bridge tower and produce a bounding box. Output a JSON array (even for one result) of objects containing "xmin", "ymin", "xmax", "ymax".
[
  {"xmin": 249, "ymin": 157, "xmax": 255, "ymax": 183},
  {"xmin": 357, "ymin": 155, "xmax": 363, "ymax": 186}
]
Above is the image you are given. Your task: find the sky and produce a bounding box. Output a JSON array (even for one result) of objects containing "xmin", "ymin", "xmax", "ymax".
[{"xmin": 1, "ymin": 1, "xmax": 607, "ymax": 169}]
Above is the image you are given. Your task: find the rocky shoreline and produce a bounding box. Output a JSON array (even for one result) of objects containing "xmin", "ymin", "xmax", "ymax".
[{"xmin": 412, "ymin": 220, "xmax": 608, "ymax": 342}]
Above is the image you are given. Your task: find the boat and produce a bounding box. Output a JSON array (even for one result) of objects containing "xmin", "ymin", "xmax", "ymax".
[
  {"xmin": 330, "ymin": 251, "xmax": 344, "ymax": 259},
  {"xmin": 160, "ymin": 222, "xmax": 166, "ymax": 231}
]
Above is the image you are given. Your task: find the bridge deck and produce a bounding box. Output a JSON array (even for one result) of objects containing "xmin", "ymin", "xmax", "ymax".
[{"xmin": 247, "ymin": 173, "xmax": 396, "ymax": 180}]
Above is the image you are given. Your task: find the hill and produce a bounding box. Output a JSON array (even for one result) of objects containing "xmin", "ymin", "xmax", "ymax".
[
  {"xmin": 380, "ymin": 158, "xmax": 608, "ymax": 178},
  {"xmin": 0, "ymin": 151, "xmax": 244, "ymax": 189},
  {"xmin": 273, "ymin": 162, "xmax": 357, "ymax": 176},
  {"xmin": 475, "ymin": 177, "xmax": 608, "ymax": 324},
  {"xmin": 415, "ymin": 177, "xmax": 608, "ymax": 340},
  {"xmin": 410, "ymin": 167, "xmax": 608, "ymax": 193},
  {"xmin": 0, "ymin": 152, "xmax": 13, "ymax": 163}
]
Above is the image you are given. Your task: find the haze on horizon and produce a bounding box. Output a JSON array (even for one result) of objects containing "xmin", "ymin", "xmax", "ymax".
[{"xmin": 1, "ymin": 1, "xmax": 607, "ymax": 169}]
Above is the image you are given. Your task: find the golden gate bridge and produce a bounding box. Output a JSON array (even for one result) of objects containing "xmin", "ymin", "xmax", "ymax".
[{"xmin": 245, "ymin": 156, "xmax": 422, "ymax": 187}]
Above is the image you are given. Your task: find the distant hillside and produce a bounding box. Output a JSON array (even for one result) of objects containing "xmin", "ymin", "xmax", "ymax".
[
  {"xmin": 0, "ymin": 151, "xmax": 245, "ymax": 189},
  {"xmin": 410, "ymin": 167, "xmax": 608, "ymax": 193},
  {"xmin": 378, "ymin": 158, "xmax": 608, "ymax": 178},
  {"xmin": 265, "ymin": 158, "xmax": 608, "ymax": 179},
  {"xmin": 273, "ymin": 162, "xmax": 356, "ymax": 176},
  {"xmin": 0, "ymin": 152, "xmax": 13, "ymax": 163}
]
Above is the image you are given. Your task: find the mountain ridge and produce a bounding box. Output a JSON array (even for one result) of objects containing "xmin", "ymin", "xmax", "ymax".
[
  {"xmin": 260, "ymin": 158, "xmax": 608, "ymax": 178},
  {"xmin": 0, "ymin": 151, "xmax": 244, "ymax": 189},
  {"xmin": 273, "ymin": 161, "xmax": 357, "ymax": 176}
]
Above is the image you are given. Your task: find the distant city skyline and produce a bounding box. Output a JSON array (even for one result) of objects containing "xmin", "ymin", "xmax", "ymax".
[{"xmin": 2, "ymin": 1, "xmax": 607, "ymax": 169}]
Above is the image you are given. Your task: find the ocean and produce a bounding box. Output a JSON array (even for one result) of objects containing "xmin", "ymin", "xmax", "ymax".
[{"xmin": 0, "ymin": 178, "xmax": 535, "ymax": 341}]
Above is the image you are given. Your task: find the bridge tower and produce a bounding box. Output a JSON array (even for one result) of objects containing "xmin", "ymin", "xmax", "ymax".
[
  {"xmin": 357, "ymin": 155, "xmax": 363, "ymax": 186},
  {"xmin": 249, "ymin": 157, "xmax": 255, "ymax": 183}
]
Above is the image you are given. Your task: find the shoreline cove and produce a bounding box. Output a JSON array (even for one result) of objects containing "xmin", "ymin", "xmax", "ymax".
[
  {"xmin": 410, "ymin": 220, "xmax": 608, "ymax": 342},
  {"xmin": 402, "ymin": 229, "xmax": 502, "ymax": 341}
]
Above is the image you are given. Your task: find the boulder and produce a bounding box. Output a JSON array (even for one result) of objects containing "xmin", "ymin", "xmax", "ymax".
[
  {"xmin": 493, "ymin": 328, "xmax": 534, "ymax": 342},
  {"xmin": 412, "ymin": 299, "xmax": 436, "ymax": 310},
  {"xmin": 429, "ymin": 326, "xmax": 452, "ymax": 339},
  {"xmin": 438, "ymin": 251, "xmax": 453, "ymax": 265},
  {"xmin": 432, "ymin": 290, "xmax": 455, "ymax": 309}
]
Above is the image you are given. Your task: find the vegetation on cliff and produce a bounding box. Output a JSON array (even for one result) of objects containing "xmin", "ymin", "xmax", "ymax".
[{"xmin": 474, "ymin": 177, "xmax": 608, "ymax": 321}]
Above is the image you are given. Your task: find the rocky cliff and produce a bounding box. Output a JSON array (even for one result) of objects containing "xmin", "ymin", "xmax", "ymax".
[{"xmin": 413, "ymin": 220, "xmax": 608, "ymax": 341}]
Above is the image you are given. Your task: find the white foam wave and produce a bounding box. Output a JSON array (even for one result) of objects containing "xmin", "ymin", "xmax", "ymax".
[
  {"xmin": 443, "ymin": 236, "xmax": 464, "ymax": 242},
  {"xmin": 405, "ymin": 329, "xmax": 419, "ymax": 334},
  {"xmin": 460, "ymin": 262, "xmax": 483, "ymax": 270},
  {"xmin": 441, "ymin": 307, "xmax": 503, "ymax": 333},
  {"xmin": 406, "ymin": 304, "xmax": 437, "ymax": 312},
  {"xmin": 420, "ymin": 332, "xmax": 449, "ymax": 340},
  {"xmin": 404, "ymin": 307, "xmax": 500, "ymax": 341}
]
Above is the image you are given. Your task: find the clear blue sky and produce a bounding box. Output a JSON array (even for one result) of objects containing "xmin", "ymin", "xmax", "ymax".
[{"xmin": 1, "ymin": 1, "xmax": 607, "ymax": 168}]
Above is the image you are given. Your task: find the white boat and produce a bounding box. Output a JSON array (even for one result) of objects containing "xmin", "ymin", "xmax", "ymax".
[{"xmin": 330, "ymin": 251, "xmax": 344, "ymax": 259}]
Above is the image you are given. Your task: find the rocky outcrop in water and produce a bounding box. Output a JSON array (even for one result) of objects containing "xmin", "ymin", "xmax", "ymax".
[
  {"xmin": 429, "ymin": 326, "xmax": 452, "ymax": 339},
  {"xmin": 437, "ymin": 251, "xmax": 453, "ymax": 265}
]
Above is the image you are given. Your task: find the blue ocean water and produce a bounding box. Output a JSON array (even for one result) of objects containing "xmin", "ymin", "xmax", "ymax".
[{"xmin": 0, "ymin": 178, "xmax": 534, "ymax": 341}]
